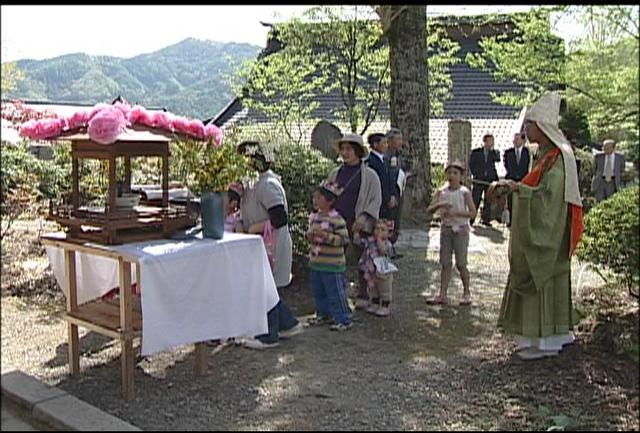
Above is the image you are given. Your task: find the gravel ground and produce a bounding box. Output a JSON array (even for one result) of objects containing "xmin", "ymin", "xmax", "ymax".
[{"xmin": 2, "ymin": 220, "xmax": 638, "ymax": 430}]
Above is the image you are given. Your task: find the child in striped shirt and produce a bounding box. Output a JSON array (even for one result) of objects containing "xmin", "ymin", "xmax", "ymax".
[{"xmin": 307, "ymin": 181, "xmax": 352, "ymax": 331}]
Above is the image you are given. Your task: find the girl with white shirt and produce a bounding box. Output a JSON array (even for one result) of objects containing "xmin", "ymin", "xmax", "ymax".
[{"xmin": 426, "ymin": 161, "xmax": 477, "ymax": 306}]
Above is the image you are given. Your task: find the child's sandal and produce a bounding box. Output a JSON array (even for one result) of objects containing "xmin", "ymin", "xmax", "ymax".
[{"xmin": 459, "ymin": 295, "xmax": 472, "ymax": 306}]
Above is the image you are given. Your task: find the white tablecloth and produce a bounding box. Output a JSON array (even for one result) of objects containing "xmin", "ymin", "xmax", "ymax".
[{"xmin": 45, "ymin": 232, "xmax": 280, "ymax": 356}]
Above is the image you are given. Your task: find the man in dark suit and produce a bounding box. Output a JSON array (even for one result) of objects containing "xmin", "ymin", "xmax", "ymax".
[
  {"xmin": 503, "ymin": 132, "xmax": 530, "ymax": 226},
  {"xmin": 367, "ymin": 133, "xmax": 396, "ymax": 219},
  {"xmin": 469, "ymin": 132, "xmax": 500, "ymax": 226}
]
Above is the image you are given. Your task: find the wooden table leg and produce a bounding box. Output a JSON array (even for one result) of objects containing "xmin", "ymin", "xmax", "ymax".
[
  {"xmin": 119, "ymin": 259, "xmax": 134, "ymax": 400},
  {"xmin": 65, "ymin": 250, "xmax": 80, "ymax": 376},
  {"xmin": 194, "ymin": 343, "xmax": 208, "ymax": 376}
]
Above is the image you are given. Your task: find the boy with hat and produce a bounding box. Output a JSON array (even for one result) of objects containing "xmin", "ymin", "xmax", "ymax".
[
  {"xmin": 426, "ymin": 160, "xmax": 477, "ymax": 306},
  {"xmin": 307, "ymin": 180, "xmax": 353, "ymax": 330}
]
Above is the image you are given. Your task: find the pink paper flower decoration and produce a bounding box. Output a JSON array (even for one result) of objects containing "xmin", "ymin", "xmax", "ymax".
[
  {"xmin": 151, "ymin": 111, "xmax": 173, "ymax": 131},
  {"xmin": 171, "ymin": 116, "xmax": 190, "ymax": 134},
  {"xmin": 205, "ymin": 124, "xmax": 223, "ymax": 146},
  {"xmin": 129, "ymin": 105, "xmax": 154, "ymax": 128},
  {"xmin": 19, "ymin": 119, "xmax": 38, "ymax": 138},
  {"xmin": 87, "ymin": 106, "xmax": 126, "ymax": 144},
  {"xmin": 112, "ymin": 101, "xmax": 132, "ymax": 123},
  {"xmin": 66, "ymin": 110, "xmax": 90, "ymax": 130},
  {"xmin": 88, "ymin": 103, "xmax": 111, "ymax": 121},
  {"xmin": 33, "ymin": 118, "xmax": 65, "ymax": 139},
  {"xmin": 186, "ymin": 119, "xmax": 206, "ymax": 140}
]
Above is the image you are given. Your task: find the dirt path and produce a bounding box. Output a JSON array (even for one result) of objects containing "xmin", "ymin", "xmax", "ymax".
[{"xmin": 1, "ymin": 222, "xmax": 638, "ymax": 430}]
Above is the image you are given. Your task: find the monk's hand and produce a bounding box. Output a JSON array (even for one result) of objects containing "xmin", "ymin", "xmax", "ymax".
[{"xmin": 503, "ymin": 179, "xmax": 518, "ymax": 192}]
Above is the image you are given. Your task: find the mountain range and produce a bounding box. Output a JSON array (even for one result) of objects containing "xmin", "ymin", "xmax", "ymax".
[{"xmin": 3, "ymin": 38, "xmax": 262, "ymax": 120}]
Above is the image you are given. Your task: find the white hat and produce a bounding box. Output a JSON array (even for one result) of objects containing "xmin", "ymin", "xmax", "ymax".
[{"xmin": 525, "ymin": 93, "xmax": 582, "ymax": 207}]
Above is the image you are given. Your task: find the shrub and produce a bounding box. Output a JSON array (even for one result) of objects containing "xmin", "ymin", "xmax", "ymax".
[
  {"xmin": 577, "ymin": 185, "xmax": 639, "ymax": 297},
  {"xmin": 574, "ymin": 147, "xmax": 596, "ymax": 212},
  {"xmin": 273, "ymin": 144, "xmax": 337, "ymax": 256},
  {"xmin": 430, "ymin": 162, "xmax": 446, "ymax": 194}
]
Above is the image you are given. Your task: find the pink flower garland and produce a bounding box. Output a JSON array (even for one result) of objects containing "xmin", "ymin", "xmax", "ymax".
[{"xmin": 18, "ymin": 100, "xmax": 223, "ymax": 144}]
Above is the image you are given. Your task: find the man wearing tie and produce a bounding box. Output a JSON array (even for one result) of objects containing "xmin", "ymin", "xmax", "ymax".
[
  {"xmin": 592, "ymin": 139, "xmax": 625, "ymax": 202},
  {"xmin": 469, "ymin": 132, "xmax": 500, "ymax": 226},
  {"xmin": 503, "ymin": 132, "xmax": 530, "ymax": 226}
]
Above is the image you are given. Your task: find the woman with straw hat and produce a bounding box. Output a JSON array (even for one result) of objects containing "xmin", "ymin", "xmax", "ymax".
[{"xmin": 327, "ymin": 133, "xmax": 382, "ymax": 310}]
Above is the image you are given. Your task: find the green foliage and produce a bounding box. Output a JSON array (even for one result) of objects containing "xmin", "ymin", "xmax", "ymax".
[
  {"xmin": 559, "ymin": 105, "xmax": 592, "ymax": 147},
  {"xmin": 426, "ymin": 19, "xmax": 461, "ymax": 116},
  {"xmin": 465, "ymin": 8, "xmax": 565, "ymax": 107},
  {"xmin": 5, "ymin": 39, "xmax": 261, "ymax": 119},
  {"xmin": 466, "ymin": 6, "xmax": 639, "ymax": 165},
  {"xmin": 430, "ymin": 163, "xmax": 447, "ymax": 193},
  {"xmin": 239, "ymin": 6, "xmax": 389, "ymax": 136},
  {"xmin": 0, "ymin": 142, "xmax": 70, "ymax": 238},
  {"xmin": 273, "ymin": 144, "xmax": 337, "ymax": 256},
  {"xmin": 1, "ymin": 62, "xmax": 24, "ymax": 93},
  {"xmin": 194, "ymin": 142, "xmax": 256, "ymax": 194},
  {"xmin": 573, "ymin": 147, "xmax": 596, "ymax": 211},
  {"xmin": 577, "ymin": 186, "xmax": 639, "ymax": 297}
]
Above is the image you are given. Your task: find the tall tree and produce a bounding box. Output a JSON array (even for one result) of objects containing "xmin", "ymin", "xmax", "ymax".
[
  {"xmin": 377, "ymin": 5, "xmax": 431, "ymax": 216},
  {"xmin": 238, "ymin": 6, "xmax": 389, "ymax": 136}
]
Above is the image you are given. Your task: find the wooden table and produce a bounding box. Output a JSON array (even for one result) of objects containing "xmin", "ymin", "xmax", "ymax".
[{"xmin": 40, "ymin": 235, "xmax": 209, "ymax": 400}]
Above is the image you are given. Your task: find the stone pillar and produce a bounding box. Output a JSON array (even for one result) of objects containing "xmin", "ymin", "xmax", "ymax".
[{"xmin": 448, "ymin": 119, "xmax": 472, "ymax": 187}]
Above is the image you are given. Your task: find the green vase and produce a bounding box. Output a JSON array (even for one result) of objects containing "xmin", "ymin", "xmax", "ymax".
[{"xmin": 200, "ymin": 191, "xmax": 225, "ymax": 239}]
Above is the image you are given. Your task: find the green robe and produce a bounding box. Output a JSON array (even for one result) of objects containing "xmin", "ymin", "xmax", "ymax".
[{"xmin": 498, "ymin": 145, "xmax": 573, "ymax": 338}]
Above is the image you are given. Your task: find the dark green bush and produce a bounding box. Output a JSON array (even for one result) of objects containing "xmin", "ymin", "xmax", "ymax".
[
  {"xmin": 577, "ymin": 185, "xmax": 639, "ymax": 297},
  {"xmin": 574, "ymin": 147, "xmax": 596, "ymax": 212},
  {"xmin": 273, "ymin": 144, "xmax": 337, "ymax": 256}
]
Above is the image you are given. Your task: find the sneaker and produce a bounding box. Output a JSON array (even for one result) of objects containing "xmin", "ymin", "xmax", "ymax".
[
  {"xmin": 279, "ymin": 322, "xmax": 304, "ymax": 339},
  {"xmin": 366, "ymin": 303, "xmax": 379, "ymax": 314},
  {"xmin": 330, "ymin": 322, "xmax": 353, "ymax": 332},
  {"xmin": 242, "ymin": 338, "xmax": 280, "ymax": 350},
  {"xmin": 375, "ymin": 306, "xmax": 391, "ymax": 317},
  {"xmin": 515, "ymin": 347, "xmax": 558, "ymax": 360},
  {"xmin": 354, "ymin": 299, "xmax": 368, "ymax": 310},
  {"xmin": 307, "ymin": 316, "xmax": 333, "ymax": 326}
]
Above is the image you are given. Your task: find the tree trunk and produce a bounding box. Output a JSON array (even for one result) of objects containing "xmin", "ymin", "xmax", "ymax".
[{"xmin": 387, "ymin": 6, "xmax": 431, "ymax": 221}]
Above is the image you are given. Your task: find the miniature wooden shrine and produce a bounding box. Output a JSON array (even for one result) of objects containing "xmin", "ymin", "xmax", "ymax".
[{"xmin": 49, "ymin": 126, "xmax": 197, "ymax": 244}]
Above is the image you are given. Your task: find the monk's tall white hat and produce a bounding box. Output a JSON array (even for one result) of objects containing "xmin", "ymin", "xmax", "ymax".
[{"xmin": 524, "ymin": 93, "xmax": 582, "ymax": 207}]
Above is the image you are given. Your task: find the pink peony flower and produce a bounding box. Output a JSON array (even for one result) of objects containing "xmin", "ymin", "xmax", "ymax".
[
  {"xmin": 151, "ymin": 111, "xmax": 173, "ymax": 131},
  {"xmin": 87, "ymin": 106, "xmax": 126, "ymax": 144},
  {"xmin": 66, "ymin": 110, "xmax": 90, "ymax": 130},
  {"xmin": 171, "ymin": 115, "xmax": 190, "ymax": 134},
  {"xmin": 129, "ymin": 105, "xmax": 154, "ymax": 128},
  {"xmin": 185, "ymin": 119, "xmax": 206, "ymax": 140}
]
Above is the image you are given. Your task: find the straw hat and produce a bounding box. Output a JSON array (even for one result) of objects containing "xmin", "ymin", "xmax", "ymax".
[
  {"xmin": 524, "ymin": 93, "xmax": 581, "ymax": 207},
  {"xmin": 331, "ymin": 133, "xmax": 369, "ymax": 157},
  {"xmin": 445, "ymin": 160, "xmax": 465, "ymax": 173}
]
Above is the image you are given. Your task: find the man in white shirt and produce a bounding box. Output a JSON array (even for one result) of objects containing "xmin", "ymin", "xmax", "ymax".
[{"xmin": 591, "ymin": 139, "xmax": 625, "ymax": 202}]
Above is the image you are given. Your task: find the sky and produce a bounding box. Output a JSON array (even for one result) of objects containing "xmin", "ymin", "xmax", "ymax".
[{"xmin": 1, "ymin": 5, "xmax": 583, "ymax": 63}]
